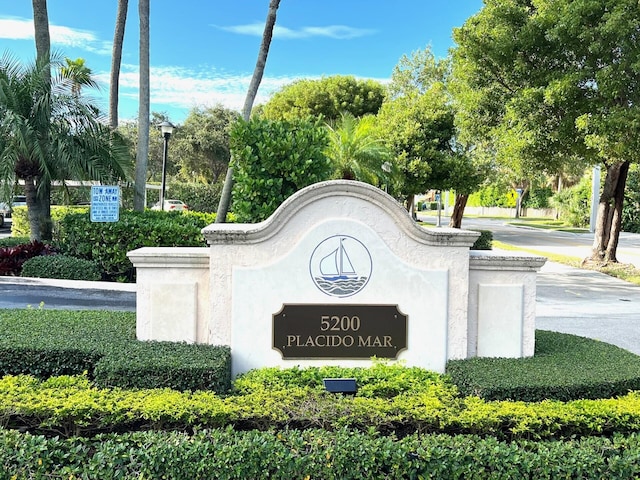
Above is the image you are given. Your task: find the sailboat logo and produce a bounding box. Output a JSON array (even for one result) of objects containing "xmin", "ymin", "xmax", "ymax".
[{"xmin": 309, "ymin": 235, "xmax": 372, "ymax": 297}]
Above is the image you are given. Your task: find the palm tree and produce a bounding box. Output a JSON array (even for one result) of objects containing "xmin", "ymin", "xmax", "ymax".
[
  {"xmin": 0, "ymin": 53, "xmax": 133, "ymax": 240},
  {"xmin": 61, "ymin": 57, "xmax": 97, "ymax": 96},
  {"xmin": 110, "ymin": 0, "xmax": 129, "ymax": 130},
  {"xmin": 31, "ymin": 0, "xmax": 52, "ymax": 237},
  {"xmin": 31, "ymin": 0, "xmax": 50, "ymax": 67},
  {"xmin": 325, "ymin": 113, "xmax": 394, "ymax": 186},
  {"xmin": 216, "ymin": 0, "xmax": 281, "ymax": 223},
  {"xmin": 133, "ymin": 0, "xmax": 150, "ymax": 212}
]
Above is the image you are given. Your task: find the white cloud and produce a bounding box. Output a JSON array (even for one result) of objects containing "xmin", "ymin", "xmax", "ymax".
[
  {"xmin": 94, "ymin": 64, "xmax": 304, "ymax": 120},
  {"xmin": 218, "ymin": 23, "xmax": 376, "ymax": 40},
  {"xmin": 93, "ymin": 63, "xmax": 391, "ymax": 122},
  {"xmin": 0, "ymin": 16, "xmax": 111, "ymax": 55},
  {"xmin": 0, "ymin": 18, "xmax": 34, "ymax": 40}
]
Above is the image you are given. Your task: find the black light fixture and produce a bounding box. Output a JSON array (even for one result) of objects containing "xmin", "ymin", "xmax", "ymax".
[
  {"xmin": 158, "ymin": 121, "xmax": 175, "ymax": 211},
  {"xmin": 323, "ymin": 378, "xmax": 357, "ymax": 394}
]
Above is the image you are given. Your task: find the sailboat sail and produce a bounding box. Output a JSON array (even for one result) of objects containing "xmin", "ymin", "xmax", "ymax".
[
  {"xmin": 320, "ymin": 238, "xmax": 357, "ymax": 280},
  {"xmin": 320, "ymin": 247, "xmax": 339, "ymax": 277}
]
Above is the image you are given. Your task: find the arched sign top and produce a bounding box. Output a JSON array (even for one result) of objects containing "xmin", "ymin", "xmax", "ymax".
[{"xmin": 203, "ymin": 180, "xmax": 479, "ymax": 248}]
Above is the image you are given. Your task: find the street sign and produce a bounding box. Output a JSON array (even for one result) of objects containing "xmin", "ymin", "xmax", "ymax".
[{"xmin": 90, "ymin": 185, "xmax": 120, "ymax": 222}]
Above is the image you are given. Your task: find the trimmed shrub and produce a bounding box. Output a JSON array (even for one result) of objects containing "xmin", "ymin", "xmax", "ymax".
[
  {"xmin": 4, "ymin": 373, "xmax": 640, "ymax": 439},
  {"xmin": 446, "ymin": 330, "xmax": 640, "ymax": 401},
  {"xmin": 10, "ymin": 205, "xmax": 86, "ymax": 238},
  {"xmin": 550, "ymin": 174, "xmax": 592, "ymax": 227},
  {"xmin": 230, "ymin": 116, "xmax": 331, "ymax": 222},
  {"xmin": 94, "ymin": 342, "xmax": 231, "ymax": 393},
  {"xmin": 470, "ymin": 229, "xmax": 492, "ymax": 250},
  {"xmin": 0, "ymin": 236, "xmax": 30, "ymax": 248},
  {"xmin": 0, "ymin": 309, "xmax": 231, "ymax": 393},
  {"xmin": 8, "ymin": 205, "xmax": 28, "ymax": 237},
  {"xmin": 20, "ymin": 254, "xmax": 102, "ymax": 281},
  {"xmin": 233, "ymin": 362, "xmax": 455, "ymax": 399},
  {"xmin": 162, "ymin": 182, "xmax": 224, "ymax": 213},
  {"xmin": 55, "ymin": 209, "xmax": 216, "ymax": 281}
]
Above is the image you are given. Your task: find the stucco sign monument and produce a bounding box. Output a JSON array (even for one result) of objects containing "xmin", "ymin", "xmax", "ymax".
[{"xmin": 129, "ymin": 180, "xmax": 546, "ymax": 377}]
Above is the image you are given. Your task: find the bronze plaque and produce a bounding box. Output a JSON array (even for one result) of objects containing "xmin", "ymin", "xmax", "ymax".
[{"xmin": 273, "ymin": 304, "xmax": 407, "ymax": 359}]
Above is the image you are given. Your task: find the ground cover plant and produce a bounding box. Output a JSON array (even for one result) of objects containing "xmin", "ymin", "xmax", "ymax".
[{"xmin": 3, "ymin": 309, "xmax": 640, "ymax": 477}]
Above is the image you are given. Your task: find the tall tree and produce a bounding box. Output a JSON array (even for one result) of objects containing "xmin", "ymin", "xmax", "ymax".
[
  {"xmin": 31, "ymin": 0, "xmax": 53, "ymax": 238},
  {"xmin": 453, "ymin": 0, "xmax": 640, "ymax": 262},
  {"xmin": 110, "ymin": 0, "xmax": 129, "ymax": 130},
  {"xmin": 0, "ymin": 54, "xmax": 133, "ymax": 240},
  {"xmin": 61, "ymin": 58, "xmax": 97, "ymax": 97},
  {"xmin": 377, "ymin": 46, "xmax": 485, "ymax": 226},
  {"xmin": 133, "ymin": 0, "xmax": 150, "ymax": 211},
  {"xmin": 216, "ymin": 0, "xmax": 281, "ymax": 223},
  {"xmin": 31, "ymin": 0, "xmax": 50, "ymax": 69},
  {"xmin": 171, "ymin": 105, "xmax": 240, "ymax": 183},
  {"xmin": 377, "ymin": 86, "xmax": 457, "ymax": 215},
  {"xmin": 262, "ymin": 76, "xmax": 386, "ymax": 121}
]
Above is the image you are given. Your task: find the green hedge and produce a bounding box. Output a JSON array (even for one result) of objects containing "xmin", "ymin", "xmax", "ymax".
[
  {"xmin": 4, "ymin": 372, "xmax": 640, "ymax": 440},
  {"xmin": 2, "ymin": 428, "xmax": 640, "ymax": 479},
  {"xmin": 20, "ymin": 254, "xmax": 102, "ymax": 281},
  {"xmin": 12, "ymin": 207, "xmax": 234, "ymax": 281},
  {"xmin": 470, "ymin": 229, "xmax": 493, "ymax": 250},
  {"xmin": 0, "ymin": 236, "xmax": 30, "ymax": 248},
  {"xmin": 447, "ymin": 330, "xmax": 640, "ymax": 402},
  {"xmin": 55, "ymin": 209, "xmax": 217, "ymax": 281},
  {"xmin": 0, "ymin": 309, "xmax": 231, "ymax": 393}
]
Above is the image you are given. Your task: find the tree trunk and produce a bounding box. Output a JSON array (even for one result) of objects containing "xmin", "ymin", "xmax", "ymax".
[
  {"xmin": 591, "ymin": 161, "xmax": 624, "ymax": 262},
  {"xmin": 406, "ymin": 194, "xmax": 416, "ymax": 219},
  {"xmin": 31, "ymin": 0, "xmax": 51, "ymax": 241},
  {"xmin": 133, "ymin": 0, "xmax": 150, "ymax": 211},
  {"xmin": 24, "ymin": 178, "xmax": 42, "ymax": 242},
  {"xmin": 241, "ymin": 0, "xmax": 280, "ymax": 121},
  {"xmin": 32, "ymin": 0, "xmax": 50, "ymax": 66},
  {"xmin": 36, "ymin": 182, "xmax": 52, "ymax": 240},
  {"xmin": 109, "ymin": 0, "xmax": 128, "ymax": 130},
  {"xmin": 449, "ymin": 193, "xmax": 468, "ymax": 228},
  {"xmin": 604, "ymin": 160, "xmax": 630, "ymax": 263},
  {"xmin": 216, "ymin": 0, "xmax": 281, "ymax": 223}
]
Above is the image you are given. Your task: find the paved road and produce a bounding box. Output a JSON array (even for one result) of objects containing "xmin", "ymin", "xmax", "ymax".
[
  {"xmin": 452, "ymin": 216, "xmax": 640, "ymax": 268},
  {"xmin": 536, "ymin": 262, "xmax": 640, "ymax": 355},
  {"xmin": 0, "ymin": 277, "xmax": 136, "ymax": 311},
  {"xmin": 424, "ymin": 215, "xmax": 640, "ymax": 356}
]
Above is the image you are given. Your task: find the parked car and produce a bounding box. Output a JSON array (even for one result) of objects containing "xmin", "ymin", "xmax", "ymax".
[
  {"xmin": 0, "ymin": 195, "xmax": 26, "ymax": 218},
  {"xmin": 151, "ymin": 199, "xmax": 189, "ymax": 211}
]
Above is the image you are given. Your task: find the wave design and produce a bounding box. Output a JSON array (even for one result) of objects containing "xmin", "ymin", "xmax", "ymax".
[{"xmin": 314, "ymin": 276, "xmax": 368, "ymax": 297}]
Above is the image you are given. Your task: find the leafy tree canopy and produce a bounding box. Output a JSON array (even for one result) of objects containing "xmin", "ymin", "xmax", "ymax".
[
  {"xmin": 171, "ymin": 105, "xmax": 240, "ymax": 183},
  {"xmin": 452, "ymin": 0, "xmax": 640, "ymax": 260},
  {"xmin": 230, "ymin": 116, "xmax": 331, "ymax": 222},
  {"xmin": 261, "ymin": 75, "xmax": 386, "ymax": 122}
]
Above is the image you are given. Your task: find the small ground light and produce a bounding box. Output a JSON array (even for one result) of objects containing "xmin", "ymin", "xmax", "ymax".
[{"xmin": 323, "ymin": 378, "xmax": 357, "ymax": 394}]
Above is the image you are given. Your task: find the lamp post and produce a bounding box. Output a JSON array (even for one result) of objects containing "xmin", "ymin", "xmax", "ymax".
[{"xmin": 158, "ymin": 121, "xmax": 175, "ymax": 211}]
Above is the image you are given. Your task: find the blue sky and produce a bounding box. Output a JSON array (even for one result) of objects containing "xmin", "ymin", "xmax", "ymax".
[{"xmin": 0, "ymin": 1, "xmax": 483, "ymax": 124}]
